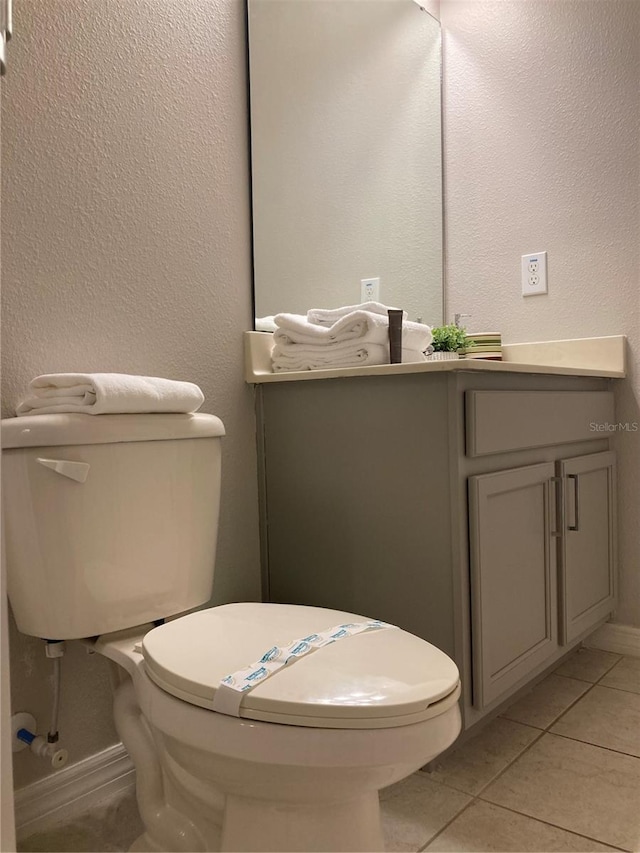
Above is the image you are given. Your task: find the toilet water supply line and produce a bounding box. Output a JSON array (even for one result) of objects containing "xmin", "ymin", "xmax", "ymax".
[
  {"xmin": 15, "ymin": 640, "xmax": 68, "ymax": 768},
  {"xmin": 48, "ymin": 647, "xmax": 62, "ymax": 742}
]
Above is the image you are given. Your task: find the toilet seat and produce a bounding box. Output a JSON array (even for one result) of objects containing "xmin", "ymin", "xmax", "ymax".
[{"xmin": 141, "ymin": 602, "xmax": 460, "ymax": 729}]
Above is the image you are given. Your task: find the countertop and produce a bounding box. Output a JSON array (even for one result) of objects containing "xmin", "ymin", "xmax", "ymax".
[{"xmin": 244, "ymin": 332, "xmax": 626, "ymax": 384}]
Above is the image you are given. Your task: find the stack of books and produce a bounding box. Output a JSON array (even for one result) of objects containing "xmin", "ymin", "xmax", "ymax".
[{"xmin": 462, "ymin": 332, "xmax": 502, "ymax": 360}]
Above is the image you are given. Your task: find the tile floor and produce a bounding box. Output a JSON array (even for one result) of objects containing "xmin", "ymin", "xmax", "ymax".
[{"xmin": 17, "ymin": 648, "xmax": 640, "ymax": 853}]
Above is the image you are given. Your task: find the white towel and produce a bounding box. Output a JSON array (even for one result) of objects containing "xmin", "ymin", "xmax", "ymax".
[
  {"xmin": 255, "ymin": 315, "xmax": 278, "ymax": 332},
  {"xmin": 274, "ymin": 311, "xmax": 372, "ymax": 345},
  {"xmin": 16, "ymin": 373, "xmax": 205, "ymax": 416},
  {"xmin": 275, "ymin": 311, "xmax": 432, "ymax": 351},
  {"xmin": 274, "ymin": 313, "xmax": 340, "ymax": 344},
  {"xmin": 272, "ymin": 342, "xmax": 427, "ymax": 372},
  {"xmin": 306, "ymin": 302, "xmax": 407, "ymax": 327}
]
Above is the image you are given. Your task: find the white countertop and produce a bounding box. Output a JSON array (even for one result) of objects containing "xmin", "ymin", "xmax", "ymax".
[{"xmin": 244, "ymin": 332, "xmax": 626, "ymax": 383}]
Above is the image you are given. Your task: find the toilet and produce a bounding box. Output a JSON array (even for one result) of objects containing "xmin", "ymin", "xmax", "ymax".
[{"xmin": 2, "ymin": 412, "xmax": 461, "ymax": 853}]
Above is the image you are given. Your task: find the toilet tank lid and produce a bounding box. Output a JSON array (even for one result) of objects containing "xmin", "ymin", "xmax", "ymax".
[{"xmin": 1, "ymin": 412, "xmax": 225, "ymax": 448}]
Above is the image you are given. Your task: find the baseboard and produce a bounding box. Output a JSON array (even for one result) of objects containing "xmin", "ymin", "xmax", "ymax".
[
  {"xmin": 584, "ymin": 621, "xmax": 640, "ymax": 657},
  {"xmin": 14, "ymin": 742, "xmax": 135, "ymax": 840}
]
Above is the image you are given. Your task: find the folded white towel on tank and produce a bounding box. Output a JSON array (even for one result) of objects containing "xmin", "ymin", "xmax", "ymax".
[
  {"xmin": 306, "ymin": 302, "xmax": 407, "ymax": 327},
  {"xmin": 272, "ymin": 342, "xmax": 427, "ymax": 372},
  {"xmin": 16, "ymin": 373, "xmax": 205, "ymax": 416},
  {"xmin": 274, "ymin": 311, "xmax": 432, "ymax": 351}
]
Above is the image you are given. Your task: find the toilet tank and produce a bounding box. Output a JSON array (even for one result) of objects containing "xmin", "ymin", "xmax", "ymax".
[{"xmin": 1, "ymin": 413, "xmax": 225, "ymax": 640}]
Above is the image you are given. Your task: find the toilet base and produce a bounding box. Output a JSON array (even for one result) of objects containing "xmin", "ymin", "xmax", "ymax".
[
  {"xmin": 221, "ymin": 791, "xmax": 383, "ymax": 852},
  {"xmin": 109, "ymin": 652, "xmax": 461, "ymax": 853},
  {"xmin": 129, "ymin": 831, "xmax": 164, "ymax": 853},
  {"xmin": 127, "ymin": 793, "xmax": 383, "ymax": 853}
]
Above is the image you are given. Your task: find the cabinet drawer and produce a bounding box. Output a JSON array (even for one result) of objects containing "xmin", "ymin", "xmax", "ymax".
[{"xmin": 466, "ymin": 391, "xmax": 614, "ymax": 457}]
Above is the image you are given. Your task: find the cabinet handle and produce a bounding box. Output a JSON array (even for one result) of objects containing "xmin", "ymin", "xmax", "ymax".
[
  {"xmin": 567, "ymin": 473, "xmax": 580, "ymax": 531},
  {"xmin": 549, "ymin": 476, "xmax": 562, "ymax": 538}
]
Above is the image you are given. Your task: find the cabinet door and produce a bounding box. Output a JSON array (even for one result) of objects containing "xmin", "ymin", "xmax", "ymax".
[
  {"xmin": 559, "ymin": 451, "xmax": 616, "ymax": 644},
  {"xmin": 469, "ymin": 462, "xmax": 558, "ymax": 708}
]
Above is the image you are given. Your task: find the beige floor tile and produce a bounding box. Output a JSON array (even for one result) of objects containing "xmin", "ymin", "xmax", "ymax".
[
  {"xmin": 18, "ymin": 824, "xmax": 114, "ymax": 853},
  {"xmin": 553, "ymin": 647, "xmax": 621, "ymax": 682},
  {"xmin": 18, "ymin": 790, "xmax": 142, "ymax": 853},
  {"xmin": 424, "ymin": 800, "xmax": 618, "ymax": 852},
  {"xmin": 380, "ymin": 772, "xmax": 470, "ymax": 852},
  {"xmin": 600, "ymin": 656, "xmax": 640, "ymax": 695},
  {"xmin": 423, "ymin": 717, "xmax": 540, "ymax": 796},
  {"xmin": 500, "ymin": 674, "xmax": 590, "ymax": 730},
  {"xmin": 550, "ymin": 685, "xmax": 640, "ymax": 757},
  {"xmin": 480, "ymin": 732, "xmax": 640, "ymax": 850}
]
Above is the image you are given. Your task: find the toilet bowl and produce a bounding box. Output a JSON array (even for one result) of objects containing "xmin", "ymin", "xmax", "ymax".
[
  {"xmin": 2, "ymin": 413, "xmax": 462, "ymax": 852},
  {"xmin": 95, "ymin": 602, "xmax": 461, "ymax": 853}
]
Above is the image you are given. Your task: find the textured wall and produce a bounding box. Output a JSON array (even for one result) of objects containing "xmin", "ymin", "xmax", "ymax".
[
  {"xmin": 2, "ymin": 0, "xmax": 260, "ymax": 787},
  {"xmin": 441, "ymin": 0, "xmax": 640, "ymax": 626},
  {"xmin": 250, "ymin": 0, "xmax": 443, "ymax": 325}
]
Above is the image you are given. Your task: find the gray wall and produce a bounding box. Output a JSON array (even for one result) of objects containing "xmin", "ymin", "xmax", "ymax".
[
  {"xmin": 442, "ymin": 0, "xmax": 640, "ymax": 626},
  {"xmin": 2, "ymin": 0, "xmax": 261, "ymax": 788}
]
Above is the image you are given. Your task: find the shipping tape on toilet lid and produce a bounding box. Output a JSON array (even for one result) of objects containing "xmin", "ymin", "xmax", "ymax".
[{"xmin": 212, "ymin": 620, "xmax": 393, "ymax": 717}]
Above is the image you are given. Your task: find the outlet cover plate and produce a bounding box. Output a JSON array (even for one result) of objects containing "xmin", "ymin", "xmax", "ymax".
[
  {"xmin": 522, "ymin": 252, "xmax": 547, "ymax": 296},
  {"xmin": 361, "ymin": 277, "xmax": 380, "ymax": 303}
]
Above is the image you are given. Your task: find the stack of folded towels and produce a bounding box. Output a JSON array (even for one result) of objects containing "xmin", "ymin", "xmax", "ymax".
[
  {"xmin": 271, "ymin": 302, "xmax": 433, "ymax": 372},
  {"xmin": 16, "ymin": 373, "xmax": 205, "ymax": 416}
]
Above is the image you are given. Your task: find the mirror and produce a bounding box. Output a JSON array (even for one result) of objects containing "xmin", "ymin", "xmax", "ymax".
[{"xmin": 248, "ymin": 0, "xmax": 443, "ymax": 329}]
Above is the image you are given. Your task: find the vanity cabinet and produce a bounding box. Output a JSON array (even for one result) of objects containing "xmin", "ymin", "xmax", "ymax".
[
  {"xmin": 467, "ymin": 451, "xmax": 616, "ymax": 709},
  {"xmin": 463, "ymin": 390, "xmax": 617, "ymax": 710},
  {"xmin": 255, "ymin": 369, "xmax": 618, "ymax": 731}
]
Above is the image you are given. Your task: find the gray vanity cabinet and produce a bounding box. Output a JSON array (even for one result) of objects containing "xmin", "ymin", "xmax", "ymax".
[
  {"xmin": 463, "ymin": 390, "xmax": 617, "ymax": 713},
  {"xmin": 559, "ymin": 451, "xmax": 616, "ymax": 645},
  {"xmin": 256, "ymin": 370, "xmax": 617, "ymax": 731},
  {"xmin": 467, "ymin": 450, "xmax": 617, "ymax": 709},
  {"xmin": 468, "ymin": 462, "xmax": 558, "ymax": 708}
]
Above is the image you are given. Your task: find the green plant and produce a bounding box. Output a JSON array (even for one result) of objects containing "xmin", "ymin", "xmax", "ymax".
[{"xmin": 431, "ymin": 324, "xmax": 470, "ymax": 352}]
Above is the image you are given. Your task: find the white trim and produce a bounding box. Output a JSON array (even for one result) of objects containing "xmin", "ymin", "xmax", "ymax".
[
  {"xmin": 584, "ymin": 621, "xmax": 640, "ymax": 658},
  {"xmin": 14, "ymin": 742, "xmax": 135, "ymax": 840}
]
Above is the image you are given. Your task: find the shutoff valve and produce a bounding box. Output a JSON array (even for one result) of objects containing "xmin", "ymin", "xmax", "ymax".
[{"xmin": 11, "ymin": 712, "xmax": 68, "ymax": 769}]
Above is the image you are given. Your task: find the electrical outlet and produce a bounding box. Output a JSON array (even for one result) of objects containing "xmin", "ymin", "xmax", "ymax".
[
  {"xmin": 522, "ymin": 252, "xmax": 547, "ymax": 296},
  {"xmin": 360, "ymin": 277, "xmax": 380, "ymax": 303}
]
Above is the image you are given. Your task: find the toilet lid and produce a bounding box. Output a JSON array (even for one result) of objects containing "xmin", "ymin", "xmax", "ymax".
[{"xmin": 141, "ymin": 603, "xmax": 460, "ymax": 729}]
